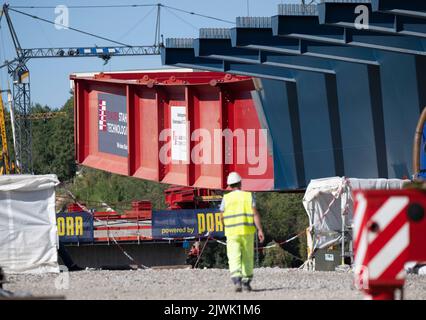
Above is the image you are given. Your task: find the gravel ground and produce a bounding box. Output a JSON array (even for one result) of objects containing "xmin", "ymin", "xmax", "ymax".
[{"xmin": 3, "ymin": 268, "xmax": 426, "ymax": 300}]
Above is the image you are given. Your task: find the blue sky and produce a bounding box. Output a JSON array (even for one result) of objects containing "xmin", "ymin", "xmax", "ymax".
[{"xmin": 0, "ymin": 0, "xmax": 301, "ymax": 108}]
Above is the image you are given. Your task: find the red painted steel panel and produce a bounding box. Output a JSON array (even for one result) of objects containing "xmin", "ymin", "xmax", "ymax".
[
  {"xmin": 71, "ymin": 71, "xmax": 274, "ymax": 191},
  {"xmin": 353, "ymin": 189, "xmax": 426, "ymax": 299}
]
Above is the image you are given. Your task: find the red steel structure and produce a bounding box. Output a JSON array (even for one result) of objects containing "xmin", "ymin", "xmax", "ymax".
[
  {"xmin": 164, "ymin": 186, "xmax": 220, "ymax": 209},
  {"xmin": 66, "ymin": 201, "xmax": 153, "ymax": 242},
  {"xmin": 72, "ymin": 71, "xmax": 273, "ymax": 191},
  {"xmin": 93, "ymin": 209, "xmax": 152, "ymax": 242},
  {"xmin": 353, "ymin": 189, "xmax": 426, "ymax": 300}
]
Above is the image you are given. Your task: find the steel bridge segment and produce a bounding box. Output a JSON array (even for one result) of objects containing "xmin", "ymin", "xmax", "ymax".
[
  {"xmin": 162, "ymin": 1, "xmax": 426, "ymax": 188},
  {"xmin": 229, "ymin": 20, "xmax": 393, "ymax": 179},
  {"xmin": 195, "ymin": 26, "xmax": 388, "ymax": 180},
  {"xmin": 194, "ymin": 28, "xmax": 336, "ymax": 74},
  {"xmin": 273, "ymin": 5, "xmax": 426, "ymax": 56},
  {"xmin": 231, "ymin": 17, "xmax": 380, "ymax": 65},
  {"xmin": 318, "ymin": 1, "xmax": 426, "ymax": 38},
  {"xmin": 273, "ymin": 4, "xmax": 426, "ymax": 179},
  {"xmin": 163, "ymin": 39, "xmax": 374, "ymax": 188},
  {"xmin": 371, "ymin": 0, "xmax": 426, "ymax": 19},
  {"xmin": 162, "ymin": 40, "xmax": 304, "ymax": 189},
  {"xmin": 164, "ymin": 39, "xmax": 297, "ymax": 82}
]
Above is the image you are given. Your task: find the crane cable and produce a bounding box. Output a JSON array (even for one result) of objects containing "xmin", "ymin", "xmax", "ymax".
[
  {"xmin": 10, "ymin": 4, "xmax": 159, "ymax": 9},
  {"xmin": 164, "ymin": 7, "xmax": 198, "ymax": 31},
  {"xmin": 118, "ymin": 5, "xmax": 157, "ymax": 41},
  {"xmin": 161, "ymin": 4, "xmax": 235, "ymax": 25},
  {"xmin": 7, "ymin": 4, "xmax": 235, "ymax": 50},
  {"xmin": 7, "ymin": 7, "xmax": 134, "ymax": 47},
  {"xmin": 10, "ymin": 3, "xmax": 236, "ymax": 25}
]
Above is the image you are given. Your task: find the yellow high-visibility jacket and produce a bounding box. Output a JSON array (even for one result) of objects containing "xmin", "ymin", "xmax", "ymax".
[{"xmin": 222, "ymin": 191, "xmax": 256, "ymax": 237}]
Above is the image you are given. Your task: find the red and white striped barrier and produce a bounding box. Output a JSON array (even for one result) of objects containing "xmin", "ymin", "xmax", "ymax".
[{"xmin": 353, "ymin": 189, "xmax": 426, "ymax": 300}]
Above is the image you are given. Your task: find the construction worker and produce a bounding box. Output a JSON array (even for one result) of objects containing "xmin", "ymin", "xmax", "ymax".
[{"xmin": 220, "ymin": 172, "xmax": 264, "ymax": 292}]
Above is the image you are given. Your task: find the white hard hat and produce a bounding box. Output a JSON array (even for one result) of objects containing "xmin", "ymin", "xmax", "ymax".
[{"xmin": 227, "ymin": 172, "xmax": 242, "ymax": 185}]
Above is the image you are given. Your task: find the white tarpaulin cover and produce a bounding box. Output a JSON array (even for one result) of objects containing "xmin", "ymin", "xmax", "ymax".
[
  {"xmin": 303, "ymin": 177, "xmax": 408, "ymax": 251},
  {"xmin": 0, "ymin": 174, "xmax": 60, "ymax": 273}
]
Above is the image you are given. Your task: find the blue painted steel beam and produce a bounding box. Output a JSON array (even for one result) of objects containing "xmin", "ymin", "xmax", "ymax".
[
  {"xmin": 272, "ymin": 9, "xmax": 424, "ymax": 178},
  {"xmin": 194, "ymin": 29, "xmax": 336, "ymax": 74},
  {"xmin": 217, "ymin": 23, "xmax": 399, "ymax": 181},
  {"xmin": 164, "ymin": 38, "xmax": 342, "ymax": 82},
  {"xmin": 162, "ymin": 40, "xmax": 354, "ymax": 189},
  {"xmin": 247, "ymin": 11, "xmax": 424, "ymax": 181},
  {"xmin": 162, "ymin": 43, "xmax": 306, "ymax": 188},
  {"xmin": 162, "ymin": 39, "xmax": 399, "ymax": 188},
  {"xmin": 161, "ymin": 11, "xmax": 426, "ymax": 189},
  {"xmin": 372, "ymin": 0, "xmax": 426, "ymax": 19},
  {"xmin": 194, "ymin": 30, "xmax": 397, "ymax": 183},
  {"xmin": 273, "ymin": 4, "xmax": 426, "ymax": 56},
  {"xmin": 319, "ymin": 1, "xmax": 426, "ymax": 38},
  {"xmin": 231, "ymin": 18, "xmax": 425, "ymax": 112},
  {"xmin": 195, "ymin": 27, "xmax": 398, "ymax": 180},
  {"xmin": 231, "ymin": 20, "xmax": 380, "ymax": 65}
]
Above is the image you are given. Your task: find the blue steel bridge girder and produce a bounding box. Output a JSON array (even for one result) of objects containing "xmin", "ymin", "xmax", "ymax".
[
  {"xmin": 318, "ymin": 1, "xmax": 426, "ymax": 38},
  {"xmin": 162, "ymin": 41, "xmax": 348, "ymax": 188},
  {"xmin": 163, "ymin": 0, "xmax": 426, "ymax": 187},
  {"xmin": 195, "ymin": 26, "xmax": 412, "ymax": 181},
  {"xmin": 272, "ymin": 6, "xmax": 426, "ymax": 56},
  {"xmin": 231, "ymin": 24, "xmax": 380, "ymax": 66},
  {"xmin": 231, "ymin": 16, "xmax": 425, "ymax": 114},
  {"xmin": 162, "ymin": 42, "xmax": 305, "ymax": 189},
  {"xmin": 164, "ymin": 39, "xmax": 310, "ymax": 82},
  {"xmin": 229, "ymin": 22, "xmax": 397, "ymax": 180},
  {"xmin": 371, "ymin": 0, "xmax": 426, "ymax": 19},
  {"xmin": 162, "ymin": 43, "xmax": 308, "ymax": 83},
  {"xmin": 193, "ymin": 31, "xmax": 336, "ymax": 75},
  {"xmin": 273, "ymin": 5, "xmax": 425, "ymax": 180},
  {"xmin": 162, "ymin": 40, "xmax": 388, "ymax": 188},
  {"xmin": 161, "ymin": 3, "xmax": 426, "ymax": 189}
]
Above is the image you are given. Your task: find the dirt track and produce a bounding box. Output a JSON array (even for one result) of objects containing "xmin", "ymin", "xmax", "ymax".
[{"xmin": 4, "ymin": 268, "xmax": 426, "ymax": 300}]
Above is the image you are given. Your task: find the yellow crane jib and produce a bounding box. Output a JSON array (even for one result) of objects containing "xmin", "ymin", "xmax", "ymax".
[{"xmin": 0, "ymin": 90, "xmax": 11, "ymax": 174}]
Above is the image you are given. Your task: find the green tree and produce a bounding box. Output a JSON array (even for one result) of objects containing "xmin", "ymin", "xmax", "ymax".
[
  {"xmin": 71, "ymin": 167, "xmax": 168, "ymax": 211},
  {"xmin": 31, "ymin": 97, "xmax": 76, "ymax": 181},
  {"xmin": 262, "ymin": 241, "xmax": 292, "ymax": 268},
  {"xmin": 197, "ymin": 241, "xmax": 228, "ymax": 269},
  {"xmin": 29, "ymin": 94, "xmax": 168, "ymax": 211},
  {"xmin": 256, "ymin": 192, "xmax": 308, "ymax": 267}
]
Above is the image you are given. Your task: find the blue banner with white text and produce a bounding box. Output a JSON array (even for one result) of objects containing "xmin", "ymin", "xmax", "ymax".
[{"xmin": 152, "ymin": 209, "xmax": 224, "ymax": 239}]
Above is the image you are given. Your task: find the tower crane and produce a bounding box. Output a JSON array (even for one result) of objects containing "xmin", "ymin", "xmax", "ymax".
[
  {"xmin": 0, "ymin": 85, "xmax": 19, "ymax": 174},
  {"xmin": 0, "ymin": 88, "xmax": 10, "ymax": 174}
]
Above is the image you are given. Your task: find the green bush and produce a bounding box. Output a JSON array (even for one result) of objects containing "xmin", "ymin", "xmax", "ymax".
[
  {"xmin": 197, "ymin": 242, "xmax": 228, "ymax": 269},
  {"xmin": 256, "ymin": 192, "xmax": 308, "ymax": 268},
  {"xmin": 261, "ymin": 241, "xmax": 292, "ymax": 268},
  {"xmin": 70, "ymin": 167, "xmax": 168, "ymax": 211},
  {"xmin": 31, "ymin": 97, "xmax": 76, "ymax": 181}
]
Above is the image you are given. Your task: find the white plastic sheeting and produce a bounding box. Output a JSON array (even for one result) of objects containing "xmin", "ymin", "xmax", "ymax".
[
  {"xmin": 303, "ymin": 177, "xmax": 407, "ymax": 251},
  {"xmin": 0, "ymin": 175, "xmax": 60, "ymax": 273}
]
